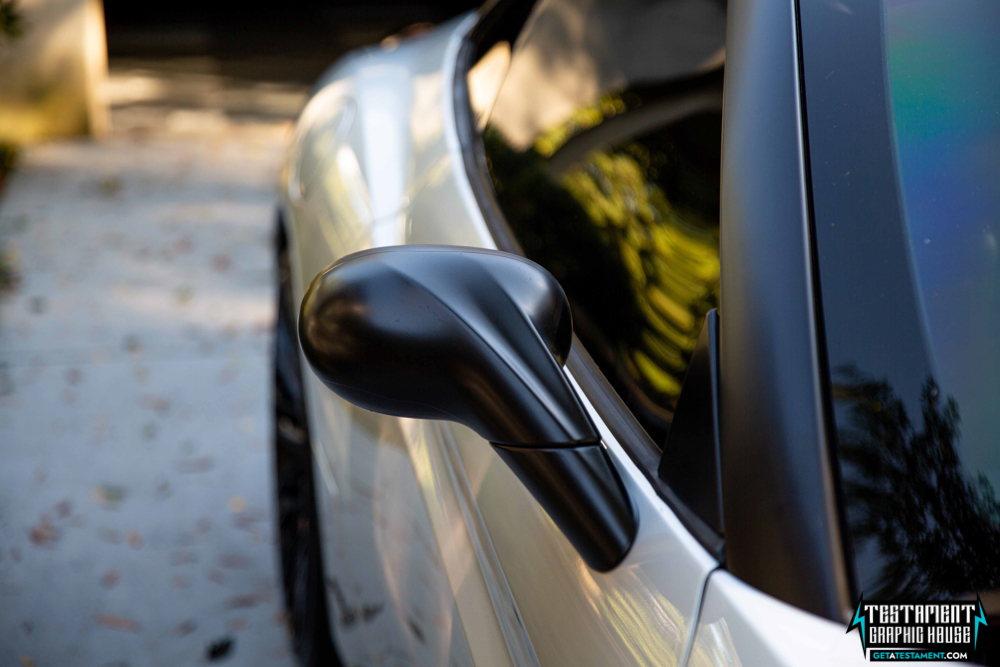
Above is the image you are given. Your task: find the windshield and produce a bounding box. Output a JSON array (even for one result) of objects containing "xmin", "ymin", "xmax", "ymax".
[{"xmin": 800, "ymin": 0, "xmax": 1000, "ymax": 600}]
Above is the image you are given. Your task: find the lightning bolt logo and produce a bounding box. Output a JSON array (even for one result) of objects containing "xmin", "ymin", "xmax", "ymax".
[
  {"xmin": 847, "ymin": 594, "xmax": 867, "ymax": 655},
  {"xmin": 975, "ymin": 595, "xmax": 989, "ymax": 651}
]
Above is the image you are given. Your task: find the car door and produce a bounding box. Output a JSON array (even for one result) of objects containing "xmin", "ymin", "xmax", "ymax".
[
  {"xmin": 282, "ymin": 17, "xmax": 491, "ymax": 666},
  {"xmin": 402, "ymin": 0, "xmax": 733, "ymax": 664},
  {"xmin": 286, "ymin": 0, "xmax": 734, "ymax": 664}
]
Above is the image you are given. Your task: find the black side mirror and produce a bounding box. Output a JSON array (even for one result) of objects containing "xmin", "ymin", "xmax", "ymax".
[{"xmin": 299, "ymin": 245, "xmax": 637, "ymax": 571}]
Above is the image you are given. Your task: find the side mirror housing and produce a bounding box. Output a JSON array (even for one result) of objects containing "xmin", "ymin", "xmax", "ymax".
[{"xmin": 299, "ymin": 245, "xmax": 636, "ymax": 571}]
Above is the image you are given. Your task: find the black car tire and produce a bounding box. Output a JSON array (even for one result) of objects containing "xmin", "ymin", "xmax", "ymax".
[{"xmin": 274, "ymin": 213, "xmax": 342, "ymax": 667}]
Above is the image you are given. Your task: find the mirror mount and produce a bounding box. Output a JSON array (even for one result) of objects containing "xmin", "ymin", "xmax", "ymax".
[
  {"xmin": 658, "ymin": 309, "xmax": 723, "ymax": 536},
  {"xmin": 299, "ymin": 245, "xmax": 636, "ymax": 571}
]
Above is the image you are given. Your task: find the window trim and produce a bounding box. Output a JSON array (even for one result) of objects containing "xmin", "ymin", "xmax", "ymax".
[
  {"xmin": 718, "ymin": 0, "xmax": 851, "ymax": 621},
  {"xmin": 454, "ymin": 36, "xmax": 523, "ymax": 257},
  {"xmin": 452, "ymin": 22, "xmax": 725, "ymax": 561}
]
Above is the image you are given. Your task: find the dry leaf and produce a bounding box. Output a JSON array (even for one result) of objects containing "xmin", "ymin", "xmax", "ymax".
[{"xmin": 96, "ymin": 614, "xmax": 139, "ymax": 632}]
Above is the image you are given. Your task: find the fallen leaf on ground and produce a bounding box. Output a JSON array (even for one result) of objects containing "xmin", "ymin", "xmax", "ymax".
[
  {"xmin": 123, "ymin": 334, "xmax": 141, "ymax": 353},
  {"xmin": 53, "ymin": 500, "xmax": 72, "ymax": 518},
  {"xmin": 226, "ymin": 593, "xmax": 261, "ymax": 609},
  {"xmin": 218, "ymin": 553, "xmax": 249, "ymax": 570},
  {"xmin": 176, "ymin": 619, "xmax": 197, "ymax": 636},
  {"xmin": 211, "ymin": 253, "xmax": 231, "ymax": 272},
  {"xmin": 100, "ymin": 570, "xmax": 120, "ymax": 589},
  {"xmin": 173, "ymin": 236, "xmax": 193, "ymax": 254},
  {"xmin": 98, "ymin": 176, "xmax": 122, "ymax": 197},
  {"xmin": 92, "ymin": 484, "xmax": 126, "ymax": 507},
  {"xmin": 177, "ymin": 456, "xmax": 214, "ymax": 474},
  {"xmin": 140, "ymin": 394, "xmax": 170, "ymax": 415},
  {"xmin": 174, "ymin": 285, "xmax": 194, "ymax": 305},
  {"xmin": 29, "ymin": 519, "xmax": 58, "ymax": 548},
  {"xmin": 95, "ymin": 614, "xmax": 139, "ymax": 632}
]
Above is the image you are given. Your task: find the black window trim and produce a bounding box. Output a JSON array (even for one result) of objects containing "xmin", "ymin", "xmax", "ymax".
[
  {"xmin": 453, "ymin": 11, "xmax": 726, "ymax": 561},
  {"xmin": 719, "ymin": 0, "xmax": 851, "ymax": 621}
]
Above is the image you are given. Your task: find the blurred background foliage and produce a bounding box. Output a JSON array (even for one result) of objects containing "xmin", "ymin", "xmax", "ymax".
[
  {"xmin": 0, "ymin": 0, "xmax": 24, "ymax": 294},
  {"xmin": 0, "ymin": 0, "xmax": 22, "ymax": 292},
  {"xmin": 0, "ymin": 0, "xmax": 24, "ymax": 40}
]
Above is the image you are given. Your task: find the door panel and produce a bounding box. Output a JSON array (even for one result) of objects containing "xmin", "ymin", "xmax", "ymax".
[
  {"xmin": 282, "ymin": 16, "xmax": 485, "ymax": 665},
  {"xmin": 398, "ymin": 4, "xmax": 720, "ymax": 662},
  {"xmin": 444, "ymin": 375, "xmax": 717, "ymax": 666},
  {"xmin": 303, "ymin": 384, "xmax": 476, "ymax": 666},
  {"xmin": 687, "ymin": 571, "xmax": 864, "ymax": 667},
  {"xmin": 285, "ymin": 5, "xmax": 723, "ymax": 664},
  {"xmin": 403, "ymin": 419, "xmax": 529, "ymax": 667},
  {"xmin": 445, "ymin": 0, "xmax": 728, "ymax": 660}
]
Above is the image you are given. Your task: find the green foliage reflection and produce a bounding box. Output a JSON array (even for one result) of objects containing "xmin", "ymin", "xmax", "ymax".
[{"xmin": 485, "ymin": 107, "xmax": 720, "ymax": 442}]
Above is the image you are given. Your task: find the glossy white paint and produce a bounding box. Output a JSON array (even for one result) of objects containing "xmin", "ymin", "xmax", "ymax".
[
  {"xmin": 689, "ymin": 570, "xmax": 873, "ymax": 667},
  {"xmin": 282, "ymin": 15, "xmax": 492, "ymax": 666},
  {"xmin": 435, "ymin": 374, "xmax": 718, "ymax": 666},
  {"xmin": 281, "ymin": 9, "xmax": 720, "ymax": 665},
  {"xmin": 279, "ymin": 7, "xmax": 879, "ymax": 667},
  {"xmin": 284, "ymin": 10, "xmax": 721, "ymax": 663}
]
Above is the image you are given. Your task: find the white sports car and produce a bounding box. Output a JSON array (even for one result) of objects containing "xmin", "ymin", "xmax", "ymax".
[{"xmin": 273, "ymin": 0, "xmax": 1000, "ymax": 664}]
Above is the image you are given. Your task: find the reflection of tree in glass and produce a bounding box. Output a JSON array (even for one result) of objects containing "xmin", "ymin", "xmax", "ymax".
[
  {"xmin": 533, "ymin": 93, "xmax": 628, "ymax": 157},
  {"xmin": 560, "ymin": 148, "xmax": 718, "ymax": 400},
  {"xmin": 484, "ymin": 107, "xmax": 720, "ymax": 444},
  {"xmin": 835, "ymin": 367, "xmax": 1000, "ymax": 600}
]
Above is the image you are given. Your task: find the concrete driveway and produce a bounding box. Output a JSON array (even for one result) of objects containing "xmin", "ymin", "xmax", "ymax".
[{"xmin": 0, "ymin": 67, "xmax": 306, "ymax": 666}]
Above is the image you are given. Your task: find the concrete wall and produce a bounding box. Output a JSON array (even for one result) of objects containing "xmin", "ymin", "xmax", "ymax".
[{"xmin": 0, "ymin": 0, "xmax": 109, "ymax": 143}]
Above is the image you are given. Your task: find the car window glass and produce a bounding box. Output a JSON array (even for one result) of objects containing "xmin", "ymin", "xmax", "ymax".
[
  {"xmin": 481, "ymin": 0, "xmax": 726, "ymax": 444},
  {"xmin": 801, "ymin": 0, "xmax": 1000, "ymax": 601}
]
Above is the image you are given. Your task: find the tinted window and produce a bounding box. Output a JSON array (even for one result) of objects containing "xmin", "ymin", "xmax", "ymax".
[
  {"xmin": 481, "ymin": 0, "xmax": 726, "ymax": 444},
  {"xmin": 801, "ymin": 0, "xmax": 1000, "ymax": 600}
]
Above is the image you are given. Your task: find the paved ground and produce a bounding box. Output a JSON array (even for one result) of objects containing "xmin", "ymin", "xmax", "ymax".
[{"xmin": 0, "ymin": 66, "xmax": 308, "ymax": 666}]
